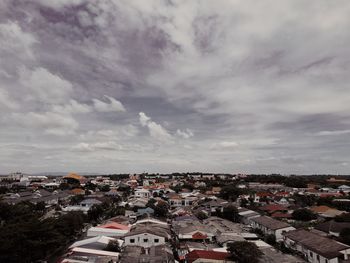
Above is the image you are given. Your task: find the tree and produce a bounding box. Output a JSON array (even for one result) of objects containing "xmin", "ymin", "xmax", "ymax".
[
  {"xmin": 222, "ymin": 205, "xmax": 239, "ymax": 222},
  {"xmin": 70, "ymin": 195, "xmax": 84, "ymax": 205},
  {"xmin": 220, "ymin": 185, "xmax": 243, "ymax": 201},
  {"xmin": 340, "ymin": 228, "xmax": 350, "ymax": 245},
  {"xmin": 292, "ymin": 208, "xmax": 317, "ymax": 221},
  {"xmin": 196, "ymin": 211, "xmax": 208, "ymax": 220},
  {"xmin": 335, "ymin": 213, "xmax": 350, "ymax": 222},
  {"xmin": 99, "ymin": 185, "xmax": 111, "ymax": 192},
  {"xmin": 264, "ymin": 234, "xmax": 276, "ymax": 245},
  {"xmin": 105, "ymin": 240, "xmax": 121, "ymax": 252},
  {"xmin": 88, "ymin": 204, "xmax": 104, "ymax": 222},
  {"xmin": 154, "ymin": 202, "xmax": 169, "ymax": 218},
  {"xmin": 227, "ymin": 241, "xmax": 263, "ymax": 263}
]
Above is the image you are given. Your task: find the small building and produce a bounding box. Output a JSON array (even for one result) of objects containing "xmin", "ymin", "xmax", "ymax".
[
  {"xmin": 185, "ymin": 250, "xmax": 233, "ymax": 263},
  {"xmin": 123, "ymin": 224, "xmax": 170, "ymax": 248},
  {"xmin": 87, "ymin": 222, "xmax": 130, "ymax": 237},
  {"xmin": 250, "ymin": 216, "xmax": 295, "ymax": 240},
  {"xmin": 283, "ymin": 229, "xmax": 350, "ymax": 263}
]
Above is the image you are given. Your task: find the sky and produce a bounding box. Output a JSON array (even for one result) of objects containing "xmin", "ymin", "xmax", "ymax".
[{"xmin": 1, "ymin": 0, "xmax": 350, "ymax": 174}]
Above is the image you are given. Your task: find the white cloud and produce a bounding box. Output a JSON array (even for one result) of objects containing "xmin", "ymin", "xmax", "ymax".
[
  {"xmin": 0, "ymin": 22, "xmax": 37, "ymax": 60},
  {"xmin": 52, "ymin": 100, "xmax": 91, "ymax": 114},
  {"xmin": 176, "ymin": 129, "xmax": 194, "ymax": 139},
  {"xmin": 211, "ymin": 141, "xmax": 239, "ymax": 150},
  {"xmin": 19, "ymin": 67, "xmax": 73, "ymax": 103},
  {"xmin": 0, "ymin": 88, "xmax": 19, "ymax": 110},
  {"xmin": 72, "ymin": 141, "xmax": 122, "ymax": 152},
  {"xmin": 139, "ymin": 112, "xmax": 151, "ymax": 127},
  {"xmin": 315, "ymin": 130, "xmax": 350, "ymax": 136},
  {"xmin": 139, "ymin": 112, "xmax": 172, "ymax": 141},
  {"xmin": 93, "ymin": 95, "xmax": 125, "ymax": 112},
  {"xmin": 11, "ymin": 111, "xmax": 79, "ymax": 136}
]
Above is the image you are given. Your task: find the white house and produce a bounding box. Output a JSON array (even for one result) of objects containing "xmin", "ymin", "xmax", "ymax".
[
  {"xmin": 134, "ymin": 188, "xmax": 151, "ymax": 199},
  {"xmin": 123, "ymin": 224, "xmax": 170, "ymax": 248},
  {"xmin": 250, "ymin": 216, "xmax": 295, "ymax": 241},
  {"xmin": 283, "ymin": 229, "xmax": 350, "ymax": 263}
]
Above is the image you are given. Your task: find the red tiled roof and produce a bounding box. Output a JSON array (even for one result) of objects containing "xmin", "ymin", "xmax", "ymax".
[
  {"xmin": 256, "ymin": 192, "xmax": 273, "ymax": 197},
  {"xmin": 260, "ymin": 204, "xmax": 287, "ymax": 212},
  {"xmin": 275, "ymin": 191, "xmax": 290, "ymax": 196},
  {"xmin": 186, "ymin": 250, "xmax": 229, "ymax": 262},
  {"xmin": 98, "ymin": 222, "xmax": 130, "ymax": 230},
  {"xmin": 271, "ymin": 212, "xmax": 292, "ymax": 218}
]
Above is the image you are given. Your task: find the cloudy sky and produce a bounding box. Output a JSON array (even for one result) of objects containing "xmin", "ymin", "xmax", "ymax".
[{"xmin": 1, "ymin": 0, "xmax": 350, "ymax": 174}]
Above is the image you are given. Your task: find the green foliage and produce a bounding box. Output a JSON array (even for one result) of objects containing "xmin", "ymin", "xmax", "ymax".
[
  {"xmin": 222, "ymin": 205, "xmax": 239, "ymax": 222},
  {"xmin": 0, "ymin": 202, "xmax": 85, "ymax": 263},
  {"xmin": 335, "ymin": 213, "xmax": 350, "ymax": 222},
  {"xmin": 292, "ymin": 208, "xmax": 317, "ymax": 221},
  {"xmin": 196, "ymin": 211, "xmax": 208, "ymax": 220},
  {"xmin": 227, "ymin": 241, "xmax": 263, "ymax": 263},
  {"xmin": 88, "ymin": 204, "xmax": 104, "ymax": 222},
  {"xmin": 220, "ymin": 184, "xmax": 244, "ymax": 201},
  {"xmin": 154, "ymin": 202, "xmax": 169, "ymax": 218},
  {"xmin": 264, "ymin": 234, "xmax": 276, "ymax": 245},
  {"xmin": 105, "ymin": 240, "xmax": 121, "ymax": 252},
  {"xmin": 70, "ymin": 194, "xmax": 84, "ymax": 205},
  {"xmin": 340, "ymin": 228, "xmax": 350, "ymax": 245},
  {"xmin": 99, "ymin": 184, "xmax": 111, "ymax": 192}
]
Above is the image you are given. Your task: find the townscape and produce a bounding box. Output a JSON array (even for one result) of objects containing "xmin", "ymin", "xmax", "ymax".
[{"xmin": 2, "ymin": 172, "xmax": 350, "ymax": 263}]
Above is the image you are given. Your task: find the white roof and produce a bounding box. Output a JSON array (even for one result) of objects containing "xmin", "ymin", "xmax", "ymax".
[
  {"xmin": 70, "ymin": 236, "xmax": 119, "ymax": 248},
  {"xmin": 87, "ymin": 227, "xmax": 129, "ymax": 234},
  {"xmin": 71, "ymin": 247, "xmax": 120, "ymax": 257},
  {"xmin": 133, "ymin": 218, "xmax": 168, "ymax": 226},
  {"xmin": 241, "ymin": 233, "xmax": 258, "ymax": 238},
  {"xmin": 250, "ymin": 240, "xmax": 271, "ymax": 248}
]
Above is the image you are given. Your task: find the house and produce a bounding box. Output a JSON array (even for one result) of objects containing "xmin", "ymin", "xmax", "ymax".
[
  {"xmin": 134, "ymin": 188, "xmax": 151, "ymax": 199},
  {"xmin": 123, "ymin": 223, "xmax": 171, "ymax": 248},
  {"xmin": 177, "ymin": 241, "xmax": 221, "ymax": 261},
  {"xmin": 185, "ymin": 250, "xmax": 233, "ymax": 263},
  {"xmin": 119, "ymin": 245, "xmax": 175, "ymax": 263},
  {"xmin": 338, "ymin": 185, "xmax": 350, "ymax": 192},
  {"xmin": 315, "ymin": 220, "xmax": 350, "ymax": 237},
  {"xmin": 173, "ymin": 220, "xmax": 215, "ymax": 241},
  {"xmin": 283, "ymin": 229, "xmax": 350, "ymax": 263},
  {"xmin": 87, "ymin": 222, "xmax": 130, "ymax": 237},
  {"xmin": 168, "ymin": 193, "xmax": 197, "ymax": 208},
  {"xmin": 128, "ymin": 197, "xmax": 148, "ymax": 208},
  {"xmin": 310, "ymin": 206, "xmax": 345, "ymax": 218},
  {"xmin": 62, "ymin": 236, "xmax": 122, "ymax": 263},
  {"xmin": 274, "ymin": 196, "xmax": 290, "ymax": 206},
  {"xmin": 136, "ymin": 207, "xmax": 154, "ymax": 217},
  {"xmin": 198, "ymin": 198, "xmax": 229, "ymax": 214},
  {"xmin": 238, "ymin": 207, "xmax": 261, "ymax": 224},
  {"xmin": 250, "ymin": 216, "xmax": 295, "ymax": 240},
  {"xmin": 259, "ymin": 204, "xmax": 288, "ymax": 215}
]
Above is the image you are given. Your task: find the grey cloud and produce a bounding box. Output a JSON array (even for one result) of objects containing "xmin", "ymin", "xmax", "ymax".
[{"xmin": 0, "ymin": 0, "xmax": 350, "ymax": 173}]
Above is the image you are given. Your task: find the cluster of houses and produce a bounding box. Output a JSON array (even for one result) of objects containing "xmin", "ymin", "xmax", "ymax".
[{"xmin": 3, "ymin": 172, "xmax": 350, "ymax": 263}]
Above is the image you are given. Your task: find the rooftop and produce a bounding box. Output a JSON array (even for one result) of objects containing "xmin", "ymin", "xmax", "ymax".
[{"xmin": 284, "ymin": 229, "xmax": 350, "ymax": 259}]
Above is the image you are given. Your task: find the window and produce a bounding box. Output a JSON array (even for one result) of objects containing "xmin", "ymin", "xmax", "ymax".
[
  {"xmin": 316, "ymin": 255, "xmax": 320, "ymax": 261},
  {"xmin": 143, "ymin": 239, "xmax": 148, "ymax": 243},
  {"xmin": 154, "ymin": 239, "xmax": 159, "ymax": 243},
  {"xmin": 309, "ymin": 252, "xmax": 313, "ymax": 258},
  {"xmin": 130, "ymin": 239, "xmax": 135, "ymax": 243}
]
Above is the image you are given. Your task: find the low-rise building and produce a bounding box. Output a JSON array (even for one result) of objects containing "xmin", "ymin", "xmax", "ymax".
[
  {"xmin": 283, "ymin": 229, "xmax": 350, "ymax": 263},
  {"xmin": 250, "ymin": 216, "xmax": 295, "ymax": 240}
]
